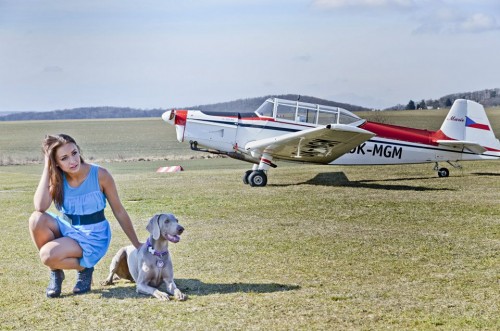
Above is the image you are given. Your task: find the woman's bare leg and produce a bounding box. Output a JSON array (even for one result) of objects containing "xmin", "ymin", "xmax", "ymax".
[
  {"xmin": 29, "ymin": 211, "xmax": 84, "ymax": 271},
  {"xmin": 29, "ymin": 211, "xmax": 61, "ymax": 250},
  {"xmin": 39, "ymin": 237, "xmax": 84, "ymax": 271},
  {"xmin": 29, "ymin": 211, "xmax": 85, "ymax": 297}
]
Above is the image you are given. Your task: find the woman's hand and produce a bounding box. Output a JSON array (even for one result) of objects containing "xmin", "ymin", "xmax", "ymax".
[{"xmin": 42, "ymin": 146, "xmax": 51, "ymax": 166}]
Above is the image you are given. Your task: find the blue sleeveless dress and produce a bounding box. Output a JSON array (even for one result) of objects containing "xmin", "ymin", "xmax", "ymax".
[{"xmin": 49, "ymin": 164, "xmax": 112, "ymax": 268}]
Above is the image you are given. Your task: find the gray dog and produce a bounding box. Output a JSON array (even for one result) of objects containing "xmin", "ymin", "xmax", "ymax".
[{"xmin": 102, "ymin": 213, "xmax": 187, "ymax": 301}]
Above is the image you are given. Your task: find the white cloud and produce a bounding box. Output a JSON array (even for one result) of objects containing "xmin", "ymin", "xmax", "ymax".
[
  {"xmin": 314, "ymin": 0, "xmax": 500, "ymax": 34},
  {"xmin": 313, "ymin": 0, "xmax": 415, "ymax": 9},
  {"xmin": 460, "ymin": 13, "xmax": 500, "ymax": 33},
  {"xmin": 413, "ymin": 10, "xmax": 500, "ymax": 34}
]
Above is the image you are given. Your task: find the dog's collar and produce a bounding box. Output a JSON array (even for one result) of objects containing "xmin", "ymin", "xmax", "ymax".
[{"xmin": 146, "ymin": 238, "xmax": 169, "ymax": 257}]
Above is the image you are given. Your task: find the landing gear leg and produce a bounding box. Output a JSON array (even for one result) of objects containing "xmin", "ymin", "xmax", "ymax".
[
  {"xmin": 243, "ymin": 154, "xmax": 276, "ymax": 187},
  {"xmin": 447, "ymin": 160, "xmax": 462, "ymax": 171}
]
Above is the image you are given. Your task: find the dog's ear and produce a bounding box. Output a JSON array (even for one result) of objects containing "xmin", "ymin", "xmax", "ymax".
[{"xmin": 146, "ymin": 214, "xmax": 161, "ymax": 240}]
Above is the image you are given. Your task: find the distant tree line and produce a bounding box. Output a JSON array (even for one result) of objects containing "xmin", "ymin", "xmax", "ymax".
[
  {"xmin": 2, "ymin": 89, "xmax": 499, "ymax": 121},
  {"xmin": 0, "ymin": 107, "xmax": 165, "ymax": 121},
  {"xmin": 0, "ymin": 95, "xmax": 371, "ymax": 121},
  {"xmin": 392, "ymin": 88, "xmax": 500, "ymax": 110}
]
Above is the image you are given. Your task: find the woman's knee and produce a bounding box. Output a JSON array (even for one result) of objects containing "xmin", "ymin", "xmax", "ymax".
[
  {"xmin": 39, "ymin": 238, "xmax": 83, "ymax": 269},
  {"xmin": 29, "ymin": 211, "xmax": 59, "ymax": 231},
  {"xmin": 29, "ymin": 211, "xmax": 48, "ymax": 231},
  {"xmin": 39, "ymin": 244, "xmax": 56, "ymax": 267},
  {"xmin": 29, "ymin": 212, "xmax": 60, "ymax": 249},
  {"xmin": 39, "ymin": 241, "xmax": 67, "ymax": 267}
]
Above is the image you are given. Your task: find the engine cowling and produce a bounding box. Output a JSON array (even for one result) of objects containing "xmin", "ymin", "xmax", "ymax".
[{"xmin": 162, "ymin": 109, "xmax": 188, "ymax": 142}]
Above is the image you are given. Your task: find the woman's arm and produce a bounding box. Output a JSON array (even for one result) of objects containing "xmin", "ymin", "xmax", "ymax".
[
  {"xmin": 33, "ymin": 155, "xmax": 52, "ymax": 212},
  {"xmin": 99, "ymin": 167, "xmax": 142, "ymax": 249}
]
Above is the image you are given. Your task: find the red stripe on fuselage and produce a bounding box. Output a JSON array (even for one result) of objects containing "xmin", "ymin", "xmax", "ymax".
[{"xmin": 360, "ymin": 121, "xmax": 447, "ymax": 146}]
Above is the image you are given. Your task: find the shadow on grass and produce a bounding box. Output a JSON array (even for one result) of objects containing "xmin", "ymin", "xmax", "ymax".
[
  {"xmin": 271, "ymin": 172, "xmax": 454, "ymax": 191},
  {"xmin": 471, "ymin": 172, "xmax": 500, "ymax": 177},
  {"xmin": 177, "ymin": 279, "xmax": 300, "ymax": 296},
  {"xmin": 97, "ymin": 279, "xmax": 300, "ymax": 299}
]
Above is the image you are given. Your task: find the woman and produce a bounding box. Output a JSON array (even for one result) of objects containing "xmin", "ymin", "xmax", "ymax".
[{"xmin": 29, "ymin": 134, "xmax": 141, "ymax": 298}]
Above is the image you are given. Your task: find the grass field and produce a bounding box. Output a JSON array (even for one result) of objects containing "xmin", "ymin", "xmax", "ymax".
[{"xmin": 0, "ymin": 109, "xmax": 499, "ymax": 330}]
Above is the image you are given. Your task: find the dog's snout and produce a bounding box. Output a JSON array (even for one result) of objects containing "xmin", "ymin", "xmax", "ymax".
[{"xmin": 177, "ymin": 225, "xmax": 184, "ymax": 234}]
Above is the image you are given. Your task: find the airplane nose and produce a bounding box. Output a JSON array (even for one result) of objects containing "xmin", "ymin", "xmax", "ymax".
[
  {"xmin": 162, "ymin": 109, "xmax": 187, "ymax": 142},
  {"xmin": 162, "ymin": 110, "xmax": 174, "ymax": 124}
]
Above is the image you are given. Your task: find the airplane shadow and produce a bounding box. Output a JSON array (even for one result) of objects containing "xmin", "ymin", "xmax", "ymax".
[
  {"xmin": 270, "ymin": 172, "xmax": 454, "ymax": 191},
  {"xmin": 97, "ymin": 279, "xmax": 300, "ymax": 299},
  {"xmin": 471, "ymin": 172, "xmax": 500, "ymax": 177}
]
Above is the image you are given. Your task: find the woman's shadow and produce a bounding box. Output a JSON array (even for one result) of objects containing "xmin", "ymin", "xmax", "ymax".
[{"xmin": 97, "ymin": 279, "xmax": 300, "ymax": 299}]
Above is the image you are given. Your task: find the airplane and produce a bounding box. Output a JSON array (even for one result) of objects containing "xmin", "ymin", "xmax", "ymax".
[{"xmin": 161, "ymin": 98, "xmax": 500, "ymax": 186}]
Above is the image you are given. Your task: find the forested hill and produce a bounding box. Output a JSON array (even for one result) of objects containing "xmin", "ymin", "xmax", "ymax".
[
  {"xmin": 391, "ymin": 88, "xmax": 500, "ymax": 110},
  {"xmin": 2, "ymin": 89, "xmax": 499, "ymax": 121},
  {"xmin": 0, "ymin": 107, "xmax": 165, "ymax": 121},
  {"xmin": 0, "ymin": 94, "xmax": 370, "ymax": 121},
  {"xmin": 438, "ymin": 88, "xmax": 500, "ymax": 107}
]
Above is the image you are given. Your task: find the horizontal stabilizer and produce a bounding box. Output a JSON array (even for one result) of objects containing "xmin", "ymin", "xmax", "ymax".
[{"xmin": 437, "ymin": 140, "xmax": 486, "ymax": 154}]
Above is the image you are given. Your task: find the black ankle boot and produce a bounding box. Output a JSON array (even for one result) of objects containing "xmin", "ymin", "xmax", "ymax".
[
  {"xmin": 46, "ymin": 269, "xmax": 65, "ymax": 298},
  {"xmin": 73, "ymin": 267, "xmax": 94, "ymax": 295}
]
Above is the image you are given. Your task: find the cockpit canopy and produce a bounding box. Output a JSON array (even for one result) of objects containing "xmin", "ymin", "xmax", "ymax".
[{"xmin": 255, "ymin": 98, "xmax": 364, "ymax": 126}]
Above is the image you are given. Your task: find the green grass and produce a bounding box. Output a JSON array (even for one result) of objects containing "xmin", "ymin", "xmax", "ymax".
[
  {"xmin": 0, "ymin": 113, "xmax": 499, "ymax": 330},
  {"xmin": 0, "ymin": 118, "xmax": 200, "ymax": 165}
]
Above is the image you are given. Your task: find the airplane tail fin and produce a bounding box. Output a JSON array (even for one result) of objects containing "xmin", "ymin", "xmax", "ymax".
[{"xmin": 438, "ymin": 99, "xmax": 500, "ymax": 151}]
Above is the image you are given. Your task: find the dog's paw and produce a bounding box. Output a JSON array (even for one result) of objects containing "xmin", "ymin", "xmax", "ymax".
[
  {"xmin": 101, "ymin": 278, "xmax": 114, "ymax": 286},
  {"xmin": 153, "ymin": 289, "xmax": 171, "ymax": 301},
  {"xmin": 174, "ymin": 289, "xmax": 187, "ymax": 301}
]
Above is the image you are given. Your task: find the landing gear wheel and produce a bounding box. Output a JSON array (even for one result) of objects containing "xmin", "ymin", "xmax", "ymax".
[
  {"xmin": 248, "ymin": 170, "xmax": 267, "ymax": 187},
  {"xmin": 242, "ymin": 170, "xmax": 253, "ymax": 185},
  {"xmin": 437, "ymin": 167, "xmax": 449, "ymax": 178}
]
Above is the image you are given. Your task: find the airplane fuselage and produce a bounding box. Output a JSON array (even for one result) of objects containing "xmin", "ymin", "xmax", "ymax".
[
  {"xmin": 178, "ymin": 111, "xmax": 499, "ymax": 165},
  {"xmin": 163, "ymin": 98, "xmax": 500, "ymax": 186}
]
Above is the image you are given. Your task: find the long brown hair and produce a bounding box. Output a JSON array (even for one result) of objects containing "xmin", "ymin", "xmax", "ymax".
[{"xmin": 42, "ymin": 134, "xmax": 85, "ymax": 209}]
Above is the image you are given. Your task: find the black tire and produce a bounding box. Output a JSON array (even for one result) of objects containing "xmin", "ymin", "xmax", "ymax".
[
  {"xmin": 242, "ymin": 170, "xmax": 253, "ymax": 185},
  {"xmin": 248, "ymin": 170, "xmax": 267, "ymax": 187},
  {"xmin": 438, "ymin": 167, "xmax": 449, "ymax": 178}
]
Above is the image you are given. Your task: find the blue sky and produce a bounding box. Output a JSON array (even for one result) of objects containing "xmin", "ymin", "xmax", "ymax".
[{"xmin": 1, "ymin": 0, "xmax": 499, "ymax": 111}]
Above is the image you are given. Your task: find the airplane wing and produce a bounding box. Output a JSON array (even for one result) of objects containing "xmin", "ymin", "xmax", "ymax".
[
  {"xmin": 244, "ymin": 124, "xmax": 375, "ymax": 163},
  {"xmin": 436, "ymin": 140, "xmax": 487, "ymax": 154}
]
